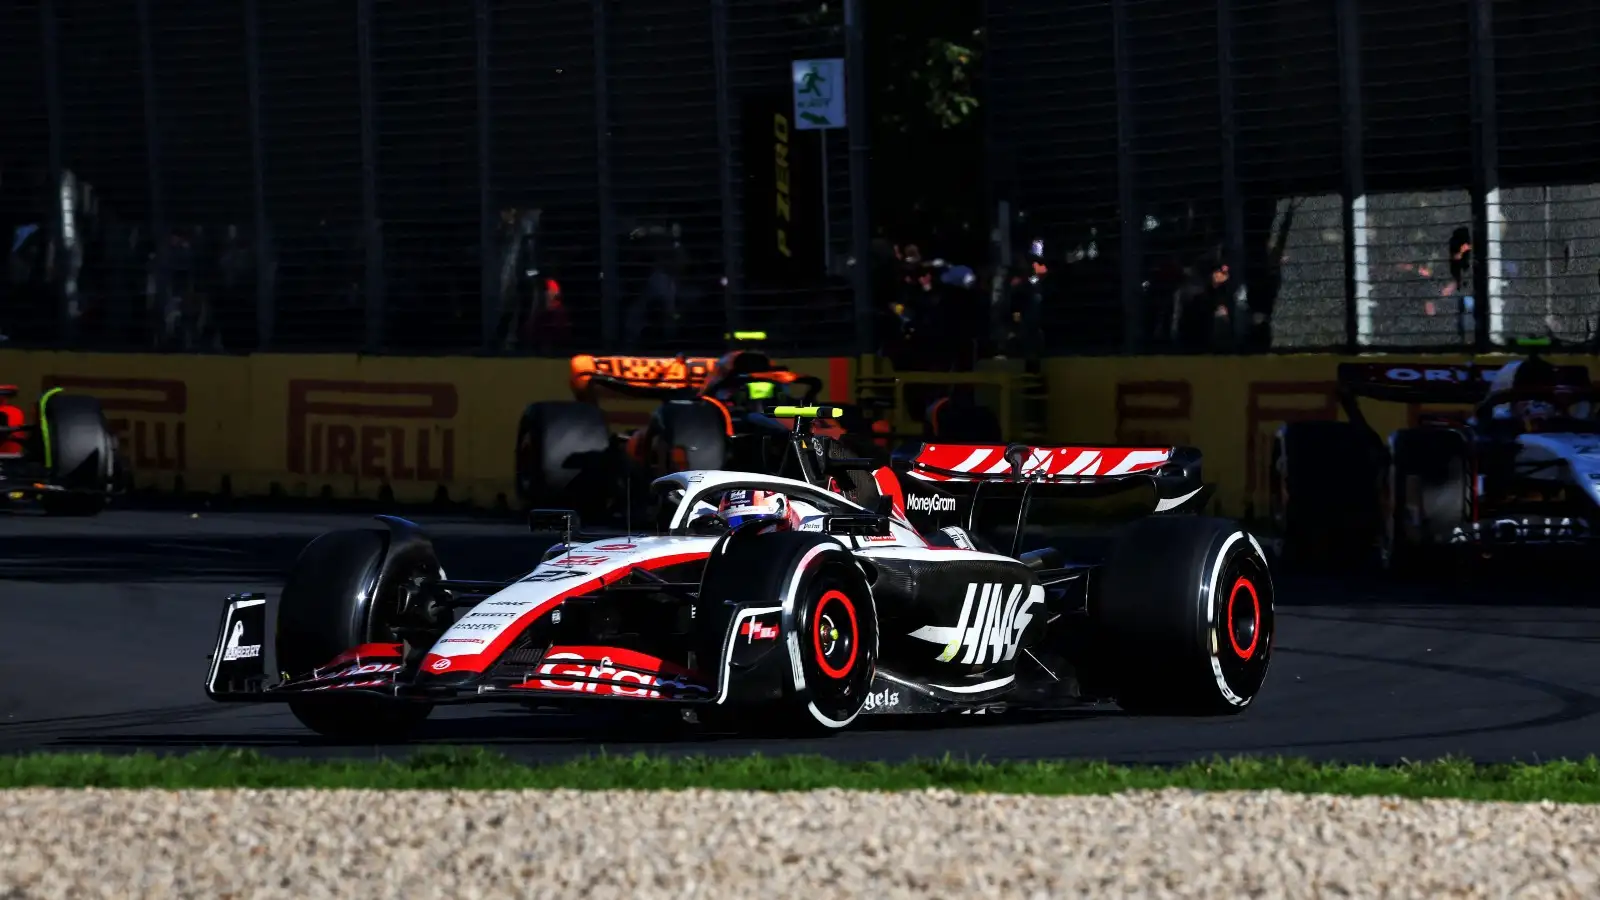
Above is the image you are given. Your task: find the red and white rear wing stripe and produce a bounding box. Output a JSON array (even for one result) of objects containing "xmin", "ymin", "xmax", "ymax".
[{"xmin": 910, "ymin": 444, "xmax": 1173, "ymax": 482}]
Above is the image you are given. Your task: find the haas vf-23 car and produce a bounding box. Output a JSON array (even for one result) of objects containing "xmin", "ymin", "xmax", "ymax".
[
  {"xmin": 0, "ymin": 384, "xmax": 124, "ymax": 515},
  {"xmin": 207, "ymin": 407, "xmax": 1274, "ymax": 740},
  {"xmin": 1273, "ymin": 356, "xmax": 1600, "ymax": 572}
]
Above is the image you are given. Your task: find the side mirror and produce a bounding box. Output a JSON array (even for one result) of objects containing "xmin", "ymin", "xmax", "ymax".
[{"xmin": 823, "ymin": 514, "xmax": 893, "ymax": 537}]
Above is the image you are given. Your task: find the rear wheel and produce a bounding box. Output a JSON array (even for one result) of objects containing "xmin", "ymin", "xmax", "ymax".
[
  {"xmin": 1384, "ymin": 429, "xmax": 1471, "ymax": 576},
  {"xmin": 650, "ymin": 401, "xmax": 727, "ymax": 474},
  {"xmin": 1272, "ymin": 420, "xmax": 1382, "ymax": 570},
  {"xmin": 277, "ymin": 528, "xmax": 439, "ymax": 741},
  {"xmin": 698, "ymin": 531, "xmax": 877, "ymax": 733},
  {"xmin": 924, "ymin": 396, "xmax": 1002, "ymax": 443},
  {"xmin": 515, "ymin": 401, "xmax": 614, "ymax": 519},
  {"xmin": 1093, "ymin": 516, "xmax": 1276, "ymax": 715}
]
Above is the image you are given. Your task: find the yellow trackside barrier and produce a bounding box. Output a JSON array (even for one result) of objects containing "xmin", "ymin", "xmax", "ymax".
[
  {"xmin": 0, "ymin": 350, "xmax": 858, "ymax": 508},
  {"xmin": 13, "ymin": 346, "xmax": 1595, "ymax": 518}
]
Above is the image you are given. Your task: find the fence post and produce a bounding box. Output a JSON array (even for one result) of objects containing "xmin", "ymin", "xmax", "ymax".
[
  {"xmin": 476, "ymin": 0, "xmax": 496, "ymax": 353},
  {"xmin": 844, "ymin": 0, "xmax": 872, "ymax": 356},
  {"xmin": 1111, "ymin": 0, "xmax": 1143, "ymax": 353},
  {"xmin": 1336, "ymin": 0, "xmax": 1370, "ymax": 350},
  {"xmin": 357, "ymin": 0, "xmax": 384, "ymax": 352},
  {"xmin": 136, "ymin": 0, "xmax": 168, "ymax": 350},
  {"xmin": 1468, "ymin": 0, "xmax": 1501, "ymax": 349},
  {"xmin": 244, "ymin": 0, "xmax": 273, "ymax": 350},
  {"xmin": 593, "ymin": 0, "xmax": 619, "ymax": 349},
  {"xmin": 39, "ymin": 0, "xmax": 67, "ymax": 343},
  {"xmin": 710, "ymin": 0, "xmax": 740, "ymax": 340},
  {"xmin": 1216, "ymin": 0, "xmax": 1249, "ymax": 349},
  {"xmin": 592, "ymin": 0, "xmax": 620, "ymax": 347}
]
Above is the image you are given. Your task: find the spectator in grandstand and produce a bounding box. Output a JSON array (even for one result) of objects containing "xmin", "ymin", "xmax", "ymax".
[
  {"xmin": 938, "ymin": 262, "xmax": 983, "ymax": 370},
  {"xmin": 993, "ymin": 238, "xmax": 1048, "ymax": 363},
  {"xmin": 494, "ymin": 206, "xmax": 541, "ymax": 350},
  {"xmin": 622, "ymin": 222, "xmax": 685, "ymax": 351},
  {"xmin": 518, "ymin": 274, "xmax": 571, "ymax": 353}
]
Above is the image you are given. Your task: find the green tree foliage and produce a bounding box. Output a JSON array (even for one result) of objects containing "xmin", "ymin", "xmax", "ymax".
[
  {"xmin": 802, "ymin": 1, "xmax": 987, "ymax": 256},
  {"xmin": 803, "ymin": 1, "xmax": 983, "ymax": 132}
]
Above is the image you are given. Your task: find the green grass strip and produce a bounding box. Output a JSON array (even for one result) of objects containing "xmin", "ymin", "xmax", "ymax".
[{"xmin": 5, "ymin": 749, "xmax": 1600, "ymax": 802}]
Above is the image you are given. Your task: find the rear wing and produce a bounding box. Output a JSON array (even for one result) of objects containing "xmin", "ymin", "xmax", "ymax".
[
  {"xmin": 1335, "ymin": 362, "xmax": 1598, "ymax": 432},
  {"xmin": 871, "ymin": 442, "xmax": 1209, "ymax": 556},
  {"xmin": 569, "ymin": 354, "xmax": 720, "ymax": 401},
  {"xmin": 1335, "ymin": 362, "xmax": 1593, "ymax": 405},
  {"xmin": 568, "ymin": 353, "xmax": 809, "ymax": 403},
  {"xmin": 906, "ymin": 443, "xmax": 1176, "ymax": 483}
]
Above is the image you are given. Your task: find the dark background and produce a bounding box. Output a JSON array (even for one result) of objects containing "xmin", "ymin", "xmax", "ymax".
[{"xmin": 1, "ymin": 0, "xmax": 1595, "ymax": 356}]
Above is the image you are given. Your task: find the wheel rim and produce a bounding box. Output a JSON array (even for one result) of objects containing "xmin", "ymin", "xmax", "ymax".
[
  {"xmin": 796, "ymin": 559, "xmax": 876, "ymax": 724},
  {"xmin": 812, "ymin": 590, "xmax": 859, "ymax": 680},
  {"xmin": 1224, "ymin": 577, "xmax": 1260, "ymax": 661},
  {"xmin": 1213, "ymin": 544, "xmax": 1274, "ymax": 702}
]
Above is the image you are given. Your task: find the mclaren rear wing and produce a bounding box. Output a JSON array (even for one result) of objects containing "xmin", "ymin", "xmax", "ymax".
[{"xmin": 568, "ymin": 354, "xmax": 722, "ymax": 401}]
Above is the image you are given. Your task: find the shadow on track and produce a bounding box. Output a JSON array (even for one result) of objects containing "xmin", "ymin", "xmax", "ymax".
[
  {"xmin": 1276, "ymin": 569, "xmax": 1600, "ymax": 609},
  {"xmin": 31, "ymin": 707, "xmax": 1127, "ymax": 757},
  {"xmin": 0, "ymin": 532, "xmax": 558, "ymax": 585}
]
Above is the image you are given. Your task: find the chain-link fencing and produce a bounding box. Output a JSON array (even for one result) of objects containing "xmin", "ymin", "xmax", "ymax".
[
  {"xmin": 986, "ymin": 0, "xmax": 1600, "ymax": 354},
  {"xmin": 7, "ymin": 0, "xmax": 1596, "ymax": 357},
  {"xmin": 2, "ymin": 0, "xmax": 863, "ymax": 356}
]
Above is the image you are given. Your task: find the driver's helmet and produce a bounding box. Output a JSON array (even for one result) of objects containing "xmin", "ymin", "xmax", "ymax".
[
  {"xmin": 717, "ymin": 489, "xmax": 796, "ymax": 530},
  {"xmin": 1516, "ymin": 399, "xmax": 1558, "ymax": 432},
  {"xmin": 1514, "ymin": 398, "xmax": 1559, "ymax": 421}
]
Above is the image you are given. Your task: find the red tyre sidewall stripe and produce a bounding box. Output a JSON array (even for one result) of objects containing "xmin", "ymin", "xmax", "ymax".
[
  {"xmin": 1226, "ymin": 575, "xmax": 1261, "ymax": 661},
  {"xmin": 812, "ymin": 589, "xmax": 859, "ymax": 679}
]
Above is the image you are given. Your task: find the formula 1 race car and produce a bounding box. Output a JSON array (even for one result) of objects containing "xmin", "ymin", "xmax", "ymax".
[
  {"xmin": 514, "ymin": 349, "xmax": 891, "ymax": 519},
  {"xmin": 1273, "ymin": 356, "xmax": 1600, "ymax": 572},
  {"xmin": 207, "ymin": 407, "xmax": 1274, "ymax": 741},
  {"xmin": 0, "ymin": 384, "xmax": 123, "ymax": 515}
]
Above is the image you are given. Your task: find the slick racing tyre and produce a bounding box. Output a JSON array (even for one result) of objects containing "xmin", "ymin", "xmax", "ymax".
[
  {"xmin": 1384, "ymin": 428, "xmax": 1471, "ymax": 576},
  {"xmin": 699, "ymin": 531, "xmax": 878, "ymax": 734},
  {"xmin": 277, "ymin": 528, "xmax": 439, "ymax": 741},
  {"xmin": 1272, "ymin": 420, "xmax": 1383, "ymax": 570},
  {"xmin": 1094, "ymin": 516, "xmax": 1275, "ymax": 715},
  {"xmin": 39, "ymin": 392, "xmax": 114, "ymax": 516},
  {"xmin": 649, "ymin": 400, "xmax": 727, "ymax": 474},
  {"xmin": 515, "ymin": 401, "xmax": 613, "ymax": 518}
]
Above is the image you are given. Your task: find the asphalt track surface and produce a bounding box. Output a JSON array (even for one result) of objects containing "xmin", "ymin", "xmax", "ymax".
[{"xmin": 4, "ymin": 506, "xmax": 1600, "ymax": 764}]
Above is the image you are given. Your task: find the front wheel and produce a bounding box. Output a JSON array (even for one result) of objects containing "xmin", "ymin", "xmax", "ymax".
[
  {"xmin": 39, "ymin": 392, "xmax": 114, "ymax": 516},
  {"xmin": 698, "ymin": 531, "xmax": 877, "ymax": 734},
  {"xmin": 277, "ymin": 528, "xmax": 439, "ymax": 741},
  {"xmin": 1093, "ymin": 516, "xmax": 1276, "ymax": 715}
]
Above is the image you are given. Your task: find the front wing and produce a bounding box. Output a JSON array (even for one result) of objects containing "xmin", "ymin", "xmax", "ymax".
[{"xmin": 206, "ymin": 595, "xmax": 793, "ymax": 708}]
